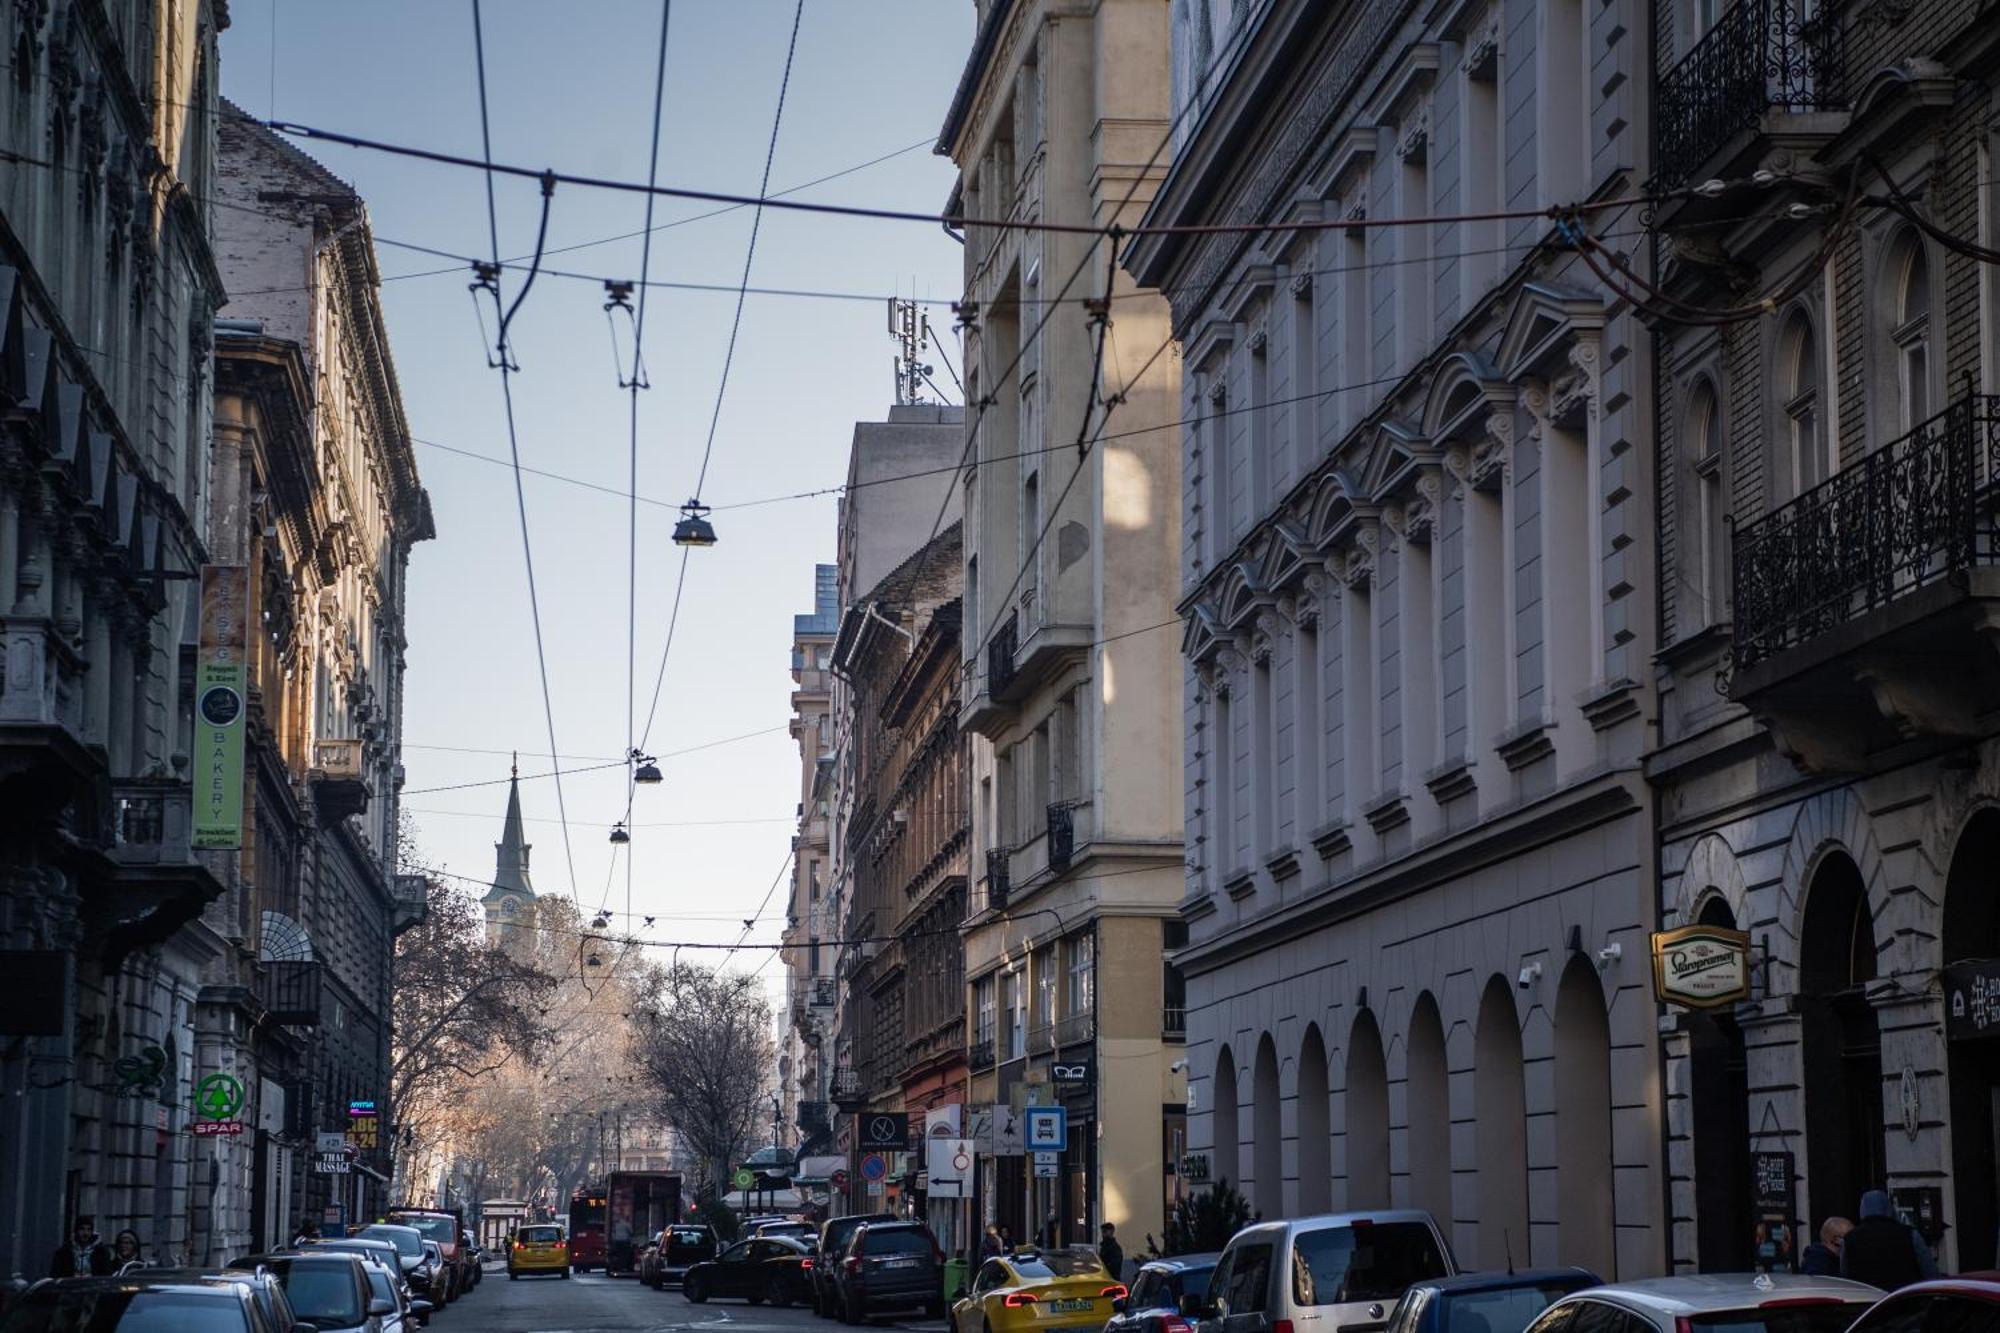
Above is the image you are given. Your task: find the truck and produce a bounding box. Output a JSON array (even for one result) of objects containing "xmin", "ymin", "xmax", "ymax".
[{"xmin": 604, "ymin": 1170, "xmax": 683, "ymax": 1277}]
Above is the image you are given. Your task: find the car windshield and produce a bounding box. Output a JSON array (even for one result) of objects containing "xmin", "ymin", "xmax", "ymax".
[
  {"xmin": 1442, "ymin": 1284, "xmax": 1582, "ymax": 1333},
  {"xmin": 864, "ymin": 1230, "xmax": 933, "ymax": 1256},
  {"xmin": 519, "ymin": 1227, "xmax": 563, "ymax": 1244},
  {"xmin": 1, "ymin": 1290, "xmax": 248, "ymax": 1333},
  {"xmin": 669, "ymin": 1228, "xmax": 711, "ymax": 1245},
  {"xmin": 1290, "ymin": 1223, "xmax": 1449, "ymax": 1305},
  {"xmin": 360, "ymin": 1228, "xmax": 423, "ymax": 1259},
  {"xmin": 1687, "ymin": 1304, "xmax": 1876, "ymax": 1333},
  {"xmin": 1012, "ymin": 1252, "xmax": 1105, "ymax": 1280},
  {"xmin": 268, "ymin": 1260, "xmax": 364, "ymax": 1324},
  {"xmin": 394, "ymin": 1217, "xmax": 456, "ymax": 1244}
]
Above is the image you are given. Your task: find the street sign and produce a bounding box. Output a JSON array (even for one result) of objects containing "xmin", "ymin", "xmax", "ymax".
[
  {"xmin": 195, "ymin": 1072, "xmax": 244, "ymax": 1122},
  {"xmin": 860, "ymin": 1152, "xmax": 888, "ymax": 1182},
  {"xmin": 830, "ymin": 1170, "xmax": 850, "ymax": 1192},
  {"xmin": 732, "ymin": 1168, "xmax": 756, "ymax": 1191},
  {"xmin": 1651, "ymin": 926, "xmax": 1751, "ymax": 1008},
  {"xmin": 316, "ymin": 1132, "xmax": 348, "ymax": 1155},
  {"xmin": 1024, "ymin": 1105, "xmax": 1067, "ymax": 1152},
  {"xmin": 858, "ymin": 1112, "xmax": 908, "ymax": 1149},
  {"xmin": 1945, "ymin": 959, "xmax": 2000, "ymax": 1039},
  {"xmin": 927, "ymin": 1138, "xmax": 973, "ymax": 1198},
  {"xmin": 866, "ymin": 1179, "xmax": 884, "ymax": 1196},
  {"xmin": 1032, "ymin": 1151, "xmax": 1059, "ymax": 1179},
  {"xmin": 193, "ymin": 1120, "xmax": 244, "ymax": 1137}
]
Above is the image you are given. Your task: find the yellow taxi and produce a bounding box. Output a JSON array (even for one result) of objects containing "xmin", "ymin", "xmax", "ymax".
[
  {"xmin": 508, "ymin": 1223, "xmax": 571, "ymax": 1279},
  {"xmin": 952, "ymin": 1248, "xmax": 1126, "ymax": 1333}
]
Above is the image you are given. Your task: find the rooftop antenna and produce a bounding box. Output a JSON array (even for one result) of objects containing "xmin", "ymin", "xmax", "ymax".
[{"xmin": 889, "ymin": 296, "xmax": 934, "ymax": 406}]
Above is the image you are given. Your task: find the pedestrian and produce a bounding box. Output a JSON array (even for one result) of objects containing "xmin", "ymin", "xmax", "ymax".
[
  {"xmin": 292, "ymin": 1218, "xmax": 321, "ymax": 1247},
  {"xmin": 1800, "ymin": 1217, "xmax": 1852, "ymax": 1276},
  {"xmin": 1098, "ymin": 1223, "xmax": 1124, "ymax": 1282},
  {"xmin": 981, "ymin": 1227, "xmax": 1002, "ymax": 1259},
  {"xmin": 1841, "ymin": 1190, "xmax": 1939, "ymax": 1289},
  {"xmin": 997, "ymin": 1224, "xmax": 1013, "ymax": 1255},
  {"xmin": 109, "ymin": 1230, "xmax": 143, "ymax": 1271},
  {"xmin": 50, "ymin": 1219, "xmax": 112, "ymax": 1278}
]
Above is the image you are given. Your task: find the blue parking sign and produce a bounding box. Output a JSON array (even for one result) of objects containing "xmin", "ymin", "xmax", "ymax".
[{"xmin": 1024, "ymin": 1105, "xmax": 1067, "ymax": 1152}]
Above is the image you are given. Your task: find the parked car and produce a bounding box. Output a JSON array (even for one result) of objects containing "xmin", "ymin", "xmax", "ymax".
[
  {"xmin": 1846, "ymin": 1277, "xmax": 2000, "ymax": 1333},
  {"xmin": 68, "ymin": 1267, "xmax": 306, "ymax": 1333},
  {"xmin": 360, "ymin": 1261, "xmax": 432, "ymax": 1333},
  {"xmin": 1104, "ymin": 1253, "xmax": 1220, "ymax": 1333},
  {"xmin": 951, "ymin": 1247, "xmax": 1124, "ymax": 1333},
  {"xmin": 641, "ymin": 1225, "xmax": 717, "ymax": 1290},
  {"xmin": 1185, "ymin": 1211, "xmax": 1456, "ymax": 1333},
  {"xmin": 227, "ymin": 1251, "xmax": 394, "ymax": 1333},
  {"xmin": 682, "ymin": 1236, "xmax": 814, "ymax": 1307},
  {"xmin": 2, "ymin": 1274, "xmax": 291, "ymax": 1332},
  {"xmin": 354, "ymin": 1226, "xmax": 443, "ymax": 1307},
  {"xmin": 811, "ymin": 1212, "xmax": 899, "ymax": 1317},
  {"xmin": 385, "ymin": 1213, "xmax": 470, "ymax": 1298},
  {"xmin": 834, "ymin": 1220, "xmax": 945, "ymax": 1324},
  {"xmin": 1523, "ymin": 1275, "xmax": 1881, "ymax": 1333},
  {"xmin": 1386, "ymin": 1269, "xmax": 1600, "ymax": 1333},
  {"xmin": 306, "ymin": 1238, "xmax": 407, "ymax": 1295},
  {"xmin": 509, "ymin": 1224, "xmax": 571, "ymax": 1280},
  {"xmin": 752, "ymin": 1220, "xmax": 819, "ymax": 1244},
  {"xmin": 458, "ymin": 1233, "xmax": 482, "ymax": 1288}
]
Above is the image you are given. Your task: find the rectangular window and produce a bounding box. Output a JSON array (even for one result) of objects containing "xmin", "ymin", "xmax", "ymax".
[
  {"xmin": 1034, "ymin": 945, "xmax": 1057, "ymax": 1030},
  {"xmin": 1065, "ymin": 932, "xmax": 1094, "ymax": 1016},
  {"xmin": 1002, "ymin": 971, "xmax": 1024, "ymax": 1059},
  {"xmin": 975, "ymin": 976, "xmax": 996, "ymax": 1047}
]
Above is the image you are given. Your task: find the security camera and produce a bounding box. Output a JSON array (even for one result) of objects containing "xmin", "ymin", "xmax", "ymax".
[
  {"xmin": 1598, "ymin": 941, "xmax": 1623, "ymax": 966},
  {"xmin": 1169, "ymin": 1059, "xmax": 1188, "ymax": 1073},
  {"xmin": 1517, "ymin": 960, "xmax": 1543, "ymax": 989}
]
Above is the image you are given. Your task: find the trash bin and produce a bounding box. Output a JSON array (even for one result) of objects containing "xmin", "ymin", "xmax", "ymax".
[{"xmin": 943, "ymin": 1257, "xmax": 968, "ymax": 1302}]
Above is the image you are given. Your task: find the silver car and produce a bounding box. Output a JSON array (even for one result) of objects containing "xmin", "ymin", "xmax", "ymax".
[
  {"xmin": 1191, "ymin": 1210, "xmax": 1456, "ymax": 1333},
  {"xmin": 1522, "ymin": 1274, "xmax": 1880, "ymax": 1333}
]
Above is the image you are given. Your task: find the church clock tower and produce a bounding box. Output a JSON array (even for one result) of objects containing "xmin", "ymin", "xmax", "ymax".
[{"xmin": 482, "ymin": 759, "xmax": 536, "ymax": 947}]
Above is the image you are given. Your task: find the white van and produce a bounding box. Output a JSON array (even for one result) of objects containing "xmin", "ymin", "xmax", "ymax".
[{"xmin": 1187, "ymin": 1211, "xmax": 1457, "ymax": 1333}]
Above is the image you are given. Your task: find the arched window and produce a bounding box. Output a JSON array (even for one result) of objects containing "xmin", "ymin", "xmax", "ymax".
[
  {"xmin": 1406, "ymin": 994, "xmax": 1452, "ymax": 1225},
  {"xmin": 1252, "ymin": 1034, "xmax": 1282, "ymax": 1215},
  {"xmin": 1554, "ymin": 957, "xmax": 1616, "ymax": 1277},
  {"xmin": 1893, "ymin": 238, "xmax": 1933, "ymax": 431},
  {"xmin": 1780, "ymin": 314, "xmax": 1823, "ymax": 499},
  {"xmin": 1345, "ymin": 1009, "xmax": 1390, "ymax": 1209},
  {"xmin": 1213, "ymin": 1045, "xmax": 1241, "ymax": 1190},
  {"xmin": 1474, "ymin": 976, "xmax": 1528, "ymax": 1270},
  {"xmin": 1686, "ymin": 381, "xmax": 1725, "ymax": 626},
  {"xmin": 1297, "ymin": 1025, "xmax": 1332, "ymax": 1213}
]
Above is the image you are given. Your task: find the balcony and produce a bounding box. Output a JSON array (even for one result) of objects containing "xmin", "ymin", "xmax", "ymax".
[
  {"xmin": 258, "ymin": 960, "xmax": 323, "ymax": 1026},
  {"xmin": 796, "ymin": 1099, "xmax": 830, "ymax": 1133},
  {"xmin": 1047, "ymin": 803, "xmax": 1075, "ymax": 874},
  {"xmin": 829, "ymin": 1065, "xmax": 864, "ymax": 1110},
  {"xmin": 391, "ymin": 873, "xmax": 429, "ymax": 934},
  {"xmin": 89, "ymin": 780, "xmax": 224, "ymax": 968},
  {"xmin": 1028, "ymin": 1022, "xmax": 1054, "ymax": 1055},
  {"xmin": 810, "ymin": 977, "xmax": 838, "ymax": 1009},
  {"xmin": 309, "ymin": 738, "xmax": 369, "ymax": 823},
  {"xmin": 969, "ymin": 1038, "xmax": 996, "ymax": 1071},
  {"xmin": 1729, "ymin": 393, "xmax": 2000, "ymax": 770},
  {"xmin": 984, "ymin": 848, "xmax": 1010, "ymax": 912},
  {"xmin": 1653, "ymin": 0, "xmax": 1845, "ymax": 193},
  {"xmin": 988, "ymin": 611, "xmax": 1020, "ymax": 699},
  {"xmin": 1054, "ymin": 1010, "xmax": 1094, "ymax": 1048},
  {"xmin": 1163, "ymin": 1007, "xmax": 1187, "ymax": 1040}
]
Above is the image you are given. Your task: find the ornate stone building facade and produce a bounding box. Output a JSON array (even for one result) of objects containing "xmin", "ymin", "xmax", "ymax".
[
  {"xmin": 1646, "ymin": 0, "xmax": 2000, "ymax": 1275},
  {"xmin": 1128, "ymin": 0, "xmax": 1663, "ymax": 1277},
  {"xmin": 0, "ymin": 0, "xmax": 232, "ymax": 1278},
  {"xmin": 941, "ymin": 0, "xmax": 1186, "ymax": 1252},
  {"xmin": 782, "ymin": 565, "xmax": 837, "ymax": 1160}
]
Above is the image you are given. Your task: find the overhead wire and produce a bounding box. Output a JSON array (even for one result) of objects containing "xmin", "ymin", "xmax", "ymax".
[{"xmin": 637, "ymin": 0, "xmax": 806, "ymax": 754}]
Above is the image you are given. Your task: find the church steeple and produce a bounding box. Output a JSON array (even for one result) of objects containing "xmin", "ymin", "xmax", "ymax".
[{"xmin": 482, "ymin": 756, "xmax": 535, "ymax": 942}]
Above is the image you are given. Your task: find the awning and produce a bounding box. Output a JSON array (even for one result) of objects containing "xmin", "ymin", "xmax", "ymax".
[{"xmin": 793, "ymin": 1154, "xmax": 846, "ymax": 1184}]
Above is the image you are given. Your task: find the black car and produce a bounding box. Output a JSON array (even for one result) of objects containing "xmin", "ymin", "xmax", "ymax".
[
  {"xmin": 121, "ymin": 1266, "xmax": 307, "ymax": 1333},
  {"xmin": 1104, "ymin": 1253, "xmax": 1221, "ymax": 1333},
  {"xmin": 682, "ymin": 1236, "xmax": 814, "ymax": 1308},
  {"xmin": 833, "ymin": 1221, "xmax": 944, "ymax": 1324},
  {"xmin": 2, "ymin": 1273, "xmax": 299, "ymax": 1332},
  {"xmin": 227, "ymin": 1252, "xmax": 392, "ymax": 1333},
  {"xmin": 643, "ymin": 1225, "xmax": 718, "ymax": 1289},
  {"xmin": 811, "ymin": 1212, "xmax": 898, "ymax": 1317}
]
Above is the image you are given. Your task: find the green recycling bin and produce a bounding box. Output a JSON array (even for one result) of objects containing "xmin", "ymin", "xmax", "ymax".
[{"xmin": 943, "ymin": 1257, "xmax": 968, "ymax": 1303}]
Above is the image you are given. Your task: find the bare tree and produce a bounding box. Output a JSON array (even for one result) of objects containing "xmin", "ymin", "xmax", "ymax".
[{"xmin": 632, "ymin": 963, "xmax": 775, "ymax": 1198}]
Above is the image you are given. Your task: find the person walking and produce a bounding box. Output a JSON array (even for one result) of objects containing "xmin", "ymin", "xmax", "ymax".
[
  {"xmin": 1097, "ymin": 1223, "xmax": 1125, "ymax": 1283},
  {"xmin": 108, "ymin": 1230, "xmax": 144, "ymax": 1271},
  {"xmin": 1841, "ymin": 1191, "xmax": 1938, "ymax": 1289},
  {"xmin": 292, "ymin": 1218, "xmax": 322, "ymax": 1246},
  {"xmin": 1800, "ymin": 1217, "xmax": 1852, "ymax": 1276},
  {"xmin": 50, "ymin": 1220, "xmax": 112, "ymax": 1278},
  {"xmin": 981, "ymin": 1227, "xmax": 1003, "ymax": 1259}
]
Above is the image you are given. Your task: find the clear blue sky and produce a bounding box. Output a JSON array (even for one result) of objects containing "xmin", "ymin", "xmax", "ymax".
[{"xmin": 220, "ymin": 1, "xmax": 973, "ymax": 991}]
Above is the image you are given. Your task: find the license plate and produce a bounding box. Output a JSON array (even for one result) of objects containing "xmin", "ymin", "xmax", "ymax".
[
  {"xmin": 881, "ymin": 1257, "xmax": 919, "ymax": 1268},
  {"xmin": 1049, "ymin": 1299, "xmax": 1091, "ymax": 1313}
]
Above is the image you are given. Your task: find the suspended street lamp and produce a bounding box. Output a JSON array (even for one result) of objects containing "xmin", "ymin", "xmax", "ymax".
[
  {"xmin": 672, "ymin": 499, "xmax": 717, "ymax": 547},
  {"xmin": 608, "ymin": 821, "xmax": 631, "ymax": 846},
  {"xmin": 630, "ymin": 749, "xmax": 663, "ymax": 785}
]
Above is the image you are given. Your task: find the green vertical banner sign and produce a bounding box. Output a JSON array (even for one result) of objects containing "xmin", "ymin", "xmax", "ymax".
[{"xmin": 195, "ymin": 566, "xmax": 250, "ymax": 850}]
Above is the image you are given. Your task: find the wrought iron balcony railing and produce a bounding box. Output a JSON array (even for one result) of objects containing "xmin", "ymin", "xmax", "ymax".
[
  {"xmin": 988, "ymin": 610, "xmax": 1019, "ymax": 697},
  {"xmin": 829, "ymin": 1065, "xmax": 863, "ymax": 1105},
  {"xmin": 1653, "ymin": 0, "xmax": 1845, "ymax": 191},
  {"xmin": 108, "ymin": 780, "xmax": 194, "ymax": 865},
  {"xmin": 1047, "ymin": 803, "xmax": 1075, "ymax": 874},
  {"xmin": 985, "ymin": 847, "xmax": 1010, "ymax": 911},
  {"xmin": 1732, "ymin": 394, "xmax": 2000, "ymax": 673},
  {"xmin": 797, "ymin": 1099, "xmax": 830, "ymax": 1132},
  {"xmin": 1163, "ymin": 1006, "xmax": 1187, "ymax": 1039},
  {"xmin": 969, "ymin": 1038, "xmax": 997, "ymax": 1071},
  {"xmin": 1055, "ymin": 1010, "xmax": 1094, "ymax": 1048},
  {"xmin": 258, "ymin": 960, "xmax": 323, "ymax": 1027}
]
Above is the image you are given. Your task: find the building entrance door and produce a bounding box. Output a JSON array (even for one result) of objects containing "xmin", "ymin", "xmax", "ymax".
[{"xmin": 1944, "ymin": 809, "xmax": 2000, "ymax": 1270}]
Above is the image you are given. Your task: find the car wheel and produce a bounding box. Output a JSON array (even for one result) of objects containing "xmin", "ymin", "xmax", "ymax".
[
  {"xmin": 842, "ymin": 1293, "xmax": 863, "ymax": 1325},
  {"xmin": 764, "ymin": 1277, "xmax": 791, "ymax": 1309},
  {"xmin": 926, "ymin": 1299, "xmax": 946, "ymax": 1320},
  {"xmin": 685, "ymin": 1276, "xmax": 708, "ymax": 1304},
  {"xmin": 508, "ymin": 1271, "xmax": 518, "ymax": 1281}
]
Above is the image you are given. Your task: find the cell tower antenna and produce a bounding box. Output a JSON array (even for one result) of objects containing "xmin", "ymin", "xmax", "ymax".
[{"xmin": 889, "ymin": 296, "xmax": 934, "ymax": 406}]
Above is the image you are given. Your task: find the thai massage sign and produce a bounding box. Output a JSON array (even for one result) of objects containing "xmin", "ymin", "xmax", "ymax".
[
  {"xmin": 194, "ymin": 566, "xmax": 249, "ymax": 849},
  {"xmin": 1651, "ymin": 925, "xmax": 1751, "ymax": 1008}
]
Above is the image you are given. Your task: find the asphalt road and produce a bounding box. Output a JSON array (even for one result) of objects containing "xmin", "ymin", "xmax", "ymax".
[{"xmin": 465, "ymin": 1268, "xmax": 949, "ymax": 1333}]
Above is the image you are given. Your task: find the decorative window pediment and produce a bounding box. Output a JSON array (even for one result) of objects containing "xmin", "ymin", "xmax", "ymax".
[
  {"xmin": 1357, "ymin": 419, "xmax": 1429, "ymax": 502},
  {"xmin": 1496, "ymin": 280, "xmax": 1603, "ymax": 381},
  {"xmin": 1423, "ymin": 352, "xmax": 1512, "ymax": 441}
]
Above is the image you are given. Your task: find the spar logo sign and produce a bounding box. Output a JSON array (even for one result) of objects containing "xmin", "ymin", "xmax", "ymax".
[{"xmin": 1651, "ymin": 925, "xmax": 1751, "ymax": 1009}]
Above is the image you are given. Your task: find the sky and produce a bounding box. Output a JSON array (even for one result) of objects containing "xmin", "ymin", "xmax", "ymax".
[{"xmin": 218, "ymin": 1, "xmax": 975, "ymax": 1000}]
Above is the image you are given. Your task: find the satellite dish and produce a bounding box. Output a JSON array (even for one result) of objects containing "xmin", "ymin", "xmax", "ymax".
[{"xmin": 258, "ymin": 911, "xmax": 316, "ymax": 963}]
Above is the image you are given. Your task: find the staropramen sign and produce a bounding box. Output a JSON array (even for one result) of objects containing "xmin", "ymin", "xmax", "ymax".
[{"xmin": 1651, "ymin": 925, "xmax": 1751, "ymax": 1009}]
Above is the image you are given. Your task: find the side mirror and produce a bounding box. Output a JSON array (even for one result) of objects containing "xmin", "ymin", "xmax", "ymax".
[
  {"xmin": 1113, "ymin": 1298, "xmax": 1128, "ymax": 1313},
  {"xmin": 953, "ymin": 1287, "xmax": 969, "ymax": 1302},
  {"xmin": 409, "ymin": 1300, "xmax": 434, "ymax": 1317},
  {"xmin": 1178, "ymin": 1293, "xmax": 1211, "ymax": 1319},
  {"xmin": 368, "ymin": 1296, "xmax": 395, "ymax": 1316}
]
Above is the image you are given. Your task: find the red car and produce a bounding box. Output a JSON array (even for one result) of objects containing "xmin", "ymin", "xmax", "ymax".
[{"xmin": 1846, "ymin": 1277, "xmax": 2000, "ymax": 1333}]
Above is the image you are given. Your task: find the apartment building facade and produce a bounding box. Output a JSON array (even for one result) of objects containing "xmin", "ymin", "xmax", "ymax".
[
  {"xmin": 1645, "ymin": 0, "xmax": 2000, "ymax": 1275},
  {"xmin": 940, "ymin": 0, "xmax": 1185, "ymax": 1252},
  {"xmin": 1128, "ymin": 0, "xmax": 1664, "ymax": 1278}
]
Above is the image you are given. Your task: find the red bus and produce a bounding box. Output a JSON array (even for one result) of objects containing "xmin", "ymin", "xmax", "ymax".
[{"xmin": 567, "ymin": 1187, "xmax": 607, "ymax": 1272}]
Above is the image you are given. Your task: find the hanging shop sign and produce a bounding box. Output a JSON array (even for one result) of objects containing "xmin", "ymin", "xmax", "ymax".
[
  {"xmin": 193, "ymin": 566, "xmax": 250, "ymax": 850},
  {"xmin": 1751, "ymin": 1151, "xmax": 1796, "ymax": 1274},
  {"xmin": 858, "ymin": 1112, "xmax": 908, "ymax": 1149},
  {"xmin": 1943, "ymin": 959, "xmax": 2000, "ymax": 1040},
  {"xmin": 1651, "ymin": 925, "xmax": 1751, "ymax": 1009},
  {"xmin": 314, "ymin": 1151, "xmax": 352, "ymax": 1175},
  {"xmin": 1051, "ymin": 1061, "xmax": 1091, "ymax": 1085}
]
